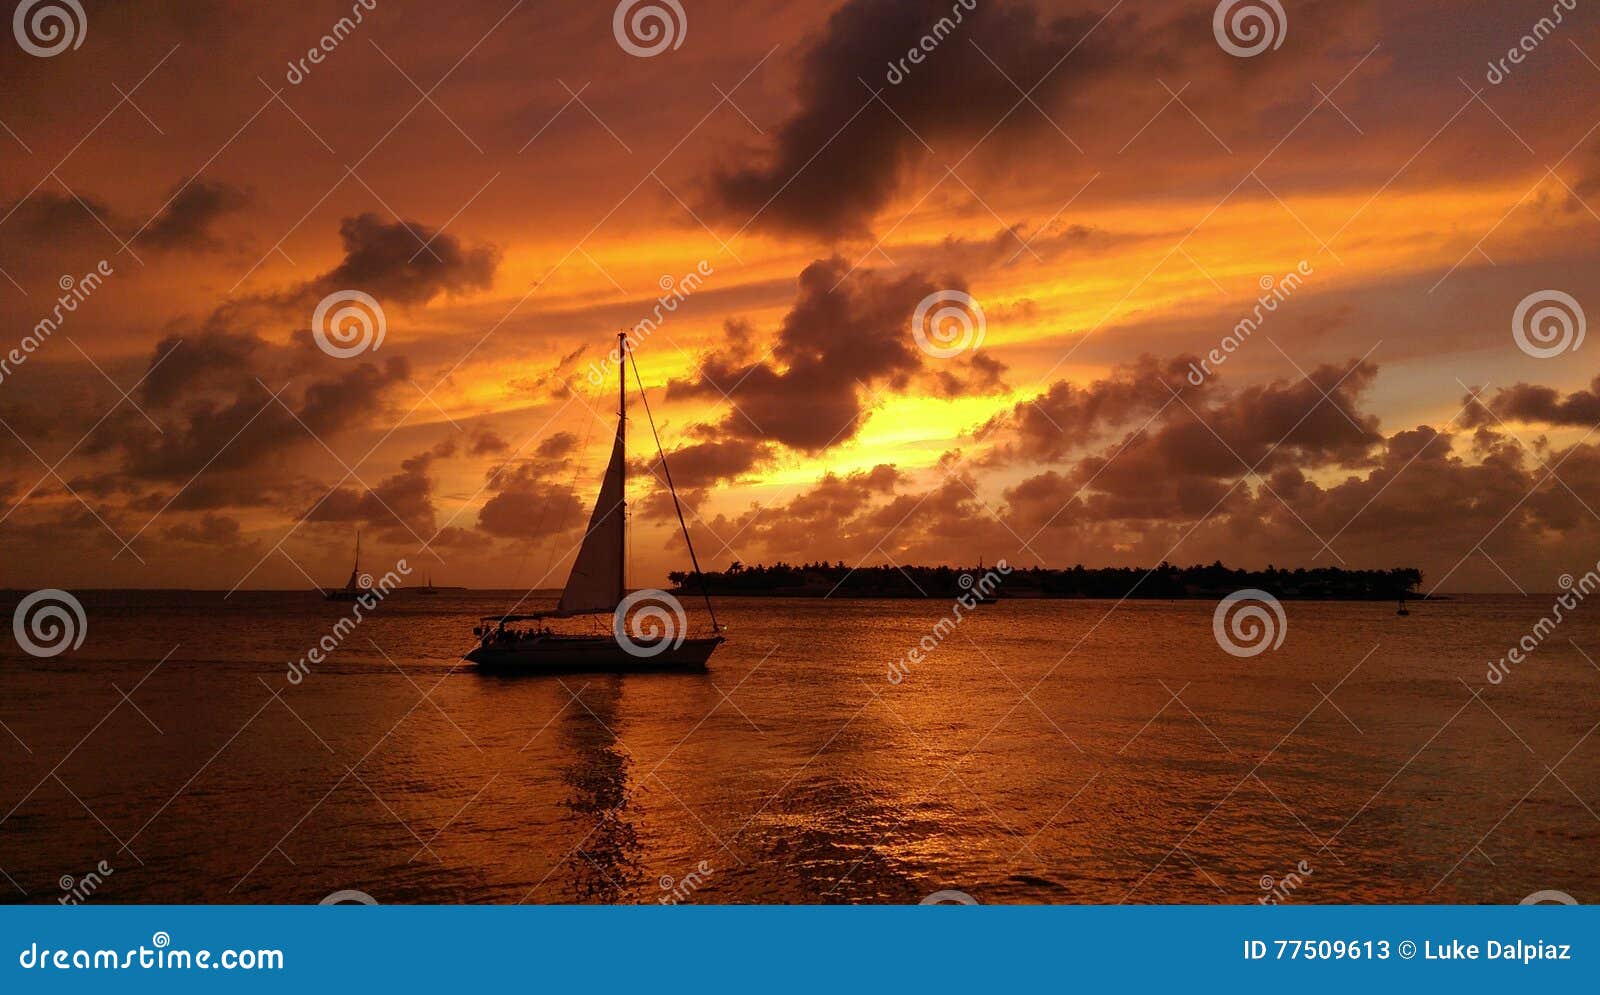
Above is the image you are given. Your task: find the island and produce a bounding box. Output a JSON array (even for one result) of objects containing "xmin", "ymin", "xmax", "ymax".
[{"xmin": 669, "ymin": 561, "xmax": 1423, "ymax": 601}]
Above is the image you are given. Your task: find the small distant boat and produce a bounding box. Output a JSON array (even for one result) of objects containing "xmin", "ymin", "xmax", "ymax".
[
  {"xmin": 1396, "ymin": 597, "xmax": 1410, "ymax": 616},
  {"xmin": 324, "ymin": 531, "xmax": 365, "ymax": 602},
  {"xmin": 967, "ymin": 557, "xmax": 999, "ymax": 604},
  {"xmin": 467, "ymin": 333, "xmax": 723, "ymax": 674},
  {"xmin": 419, "ymin": 574, "xmax": 438, "ymax": 596}
]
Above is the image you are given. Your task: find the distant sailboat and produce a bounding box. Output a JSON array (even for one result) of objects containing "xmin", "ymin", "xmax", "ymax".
[
  {"xmin": 325, "ymin": 531, "xmax": 364, "ymax": 601},
  {"xmin": 419, "ymin": 574, "xmax": 438, "ymax": 596},
  {"xmin": 968, "ymin": 555, "xmax": 999, "ymax": 604},
  {"xmin": 467, "ymin": 333, "xmax": 724, "ymax": 673}
]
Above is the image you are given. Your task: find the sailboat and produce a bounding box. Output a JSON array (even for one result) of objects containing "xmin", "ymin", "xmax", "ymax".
[
  {"xmin": 325, "ymin": 531, "xmax": 364, "ymax": 601},
  {"xmin": 419, "ymin": 574, "xmax": 438, "ymax": 595},
  {"xmin": 466, "ymin": 333, "xmax": 724, "ymax": 674},
  {"xmin": 967, "ymin": 555, "xmax": 999, "ymax": 604}
]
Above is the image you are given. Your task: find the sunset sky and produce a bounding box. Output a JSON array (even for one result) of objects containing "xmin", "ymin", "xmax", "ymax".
[{"xmin": 2, "ymin": 0, "xmax": 1600, "ymax": 592}]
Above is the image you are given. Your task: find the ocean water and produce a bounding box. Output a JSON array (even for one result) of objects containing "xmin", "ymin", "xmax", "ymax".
[{"xmin": 0, "ymin": 590, "xmax": 1595, "ymax": 905}]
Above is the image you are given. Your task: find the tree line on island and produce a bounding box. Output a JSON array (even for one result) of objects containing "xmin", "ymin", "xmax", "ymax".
[{"xmin": 669, "ymin": 561, "xmax": 1424, "ymax": 601}]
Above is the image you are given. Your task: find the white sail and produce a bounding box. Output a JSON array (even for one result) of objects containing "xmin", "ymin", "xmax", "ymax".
[{"xmin": 557, "ymin": 421, "xmax": 626, "ymax": 615}]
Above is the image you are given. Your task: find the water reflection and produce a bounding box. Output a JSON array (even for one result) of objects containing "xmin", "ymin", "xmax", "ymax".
[{"xmin": 556, "ymin": 679, "xmax": 640, "ymax": 903}]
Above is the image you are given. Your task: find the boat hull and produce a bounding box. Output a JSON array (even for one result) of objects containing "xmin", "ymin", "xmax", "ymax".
[{"xmin": 467, "ymin": 634, "xmax": 722, "ymax": 674}]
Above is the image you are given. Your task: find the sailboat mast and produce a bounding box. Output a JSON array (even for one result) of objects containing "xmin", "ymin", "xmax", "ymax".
[
  {"xmin": 626, "ymin": 349, "xmax": 721, "ymax": 633},
  {"xmin": 618, "ymin": 330, "xmax": 627, "ymax": 599}
]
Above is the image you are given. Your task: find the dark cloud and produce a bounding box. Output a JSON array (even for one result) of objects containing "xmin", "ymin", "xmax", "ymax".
[
  {"xmin": 979, "ymin": 354, "xmax": 1204, "ymax": 463},
  {"xmin": 471, "ymin": 428, "xmax": 510, "ymax": 455},
  {"xmin": 307, "ymin": 446, "xmax": 443, "ymax": 538},
  {"xmin": 474, "ymin": 447, "xmax": 584, "ymax": 540},
  {"xmin": 477, "ymin": 477, "xmax": 583, "ymax": 541},
  {"xmin": 139, "ymin": 326, "xmax": 263, "ymax": 409},
  {"xmin": 672, "ymin": 257, "xmax": 997, "ymax": 452},
  {"xmin": 1461, "ymin": 376, "xmax": 1600, "ymax": 429},
  {"xmin": 0, "ymin": 179, "xmax": 247, "ymax": 263},
  {"xmin": 691, "ymin": 464, "xmax": 903, "ymax": 562},
  {"xmin": 646, "ymin": 439, "xmax": 775, "ymax": 489},
  {"xmin": 0, "ymin": 191, "xmax": 114, "ymax": 248},
  {"xmin": 311, "ymin": 213, "xmax": 499, "ymax": 306},
  {"xmin": 704, "ymin": 0, "xmax": 1117, "ymax": 238},
  {"xmin": 535, "ymin": 431, "xmax": 579, "ymax": 458},
  {"xmin": 76, "ymin": 327, "xmax": 413, "ymax": 507},
  {"xmin": 138, "ymin": 178, "xmax": 249, "ymax": 252},
  {"xmin": 1021, "ymin": 359, "xmax": 1384, "ymax": 523},
  {"xmin": 163, "ymin": 513, "xmax": 251, "ymax": 547}
]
